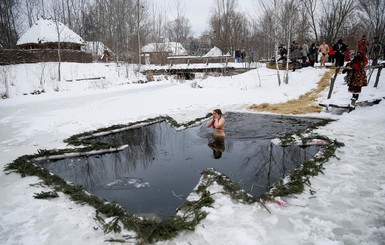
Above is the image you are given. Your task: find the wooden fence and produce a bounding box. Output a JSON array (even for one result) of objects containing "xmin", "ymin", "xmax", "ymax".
[{"xmin": 0, "ymin": 49, "xmax": 93, "ymax": 66}]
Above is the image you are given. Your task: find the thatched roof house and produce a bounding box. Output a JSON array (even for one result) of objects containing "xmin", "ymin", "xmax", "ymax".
[
  {"xmin": 141, "ymin": 42, "xmax": 187, "ymax": 56},
  {"xmin": 203, "ymin": 46, "xmax": 223, "ymax": 57},
  {"xmin": 16, "ymin": 19, "xmax": 84, "ymax": 50},
  {"xmin": 141, "ymin": 42, "xmax": 187, "ymax": 65}
]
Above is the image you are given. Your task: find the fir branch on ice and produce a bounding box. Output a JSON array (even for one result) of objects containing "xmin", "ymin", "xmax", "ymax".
[{"xmin": 33, "ymin": 191, "xmax": 59, "ymax": 199}]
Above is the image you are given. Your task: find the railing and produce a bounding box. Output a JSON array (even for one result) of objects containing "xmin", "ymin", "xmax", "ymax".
[{"xmin": 167, "ymin": 55, "xmax": 233, "ymax": 66}]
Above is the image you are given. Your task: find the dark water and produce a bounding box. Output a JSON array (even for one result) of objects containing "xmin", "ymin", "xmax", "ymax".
[{"xmin": 36, "ymin": 112, "xmax": 325, "ymax": 219}]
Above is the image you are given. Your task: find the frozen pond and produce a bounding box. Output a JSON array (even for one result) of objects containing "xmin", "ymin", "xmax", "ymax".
[{"xmin": 36, "ymin": 112, "xmax": 326, "ymax": 219}]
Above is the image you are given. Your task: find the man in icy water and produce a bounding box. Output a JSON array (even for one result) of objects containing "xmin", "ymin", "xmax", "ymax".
[{"xmin": 207, "ymin": 109, "xmax": 225, "ymax": 159}]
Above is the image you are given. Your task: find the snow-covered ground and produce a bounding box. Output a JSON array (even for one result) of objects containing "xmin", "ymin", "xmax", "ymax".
[{"xmin": 0, "ymin": 61, "xmax": 384, "ymax": 244}]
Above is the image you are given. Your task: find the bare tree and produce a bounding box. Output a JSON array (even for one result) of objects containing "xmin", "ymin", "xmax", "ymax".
[
  {"xmin": 0, "ymin": 0, "xmax": 22, "ymax": 48},
  {"xmin": 358, "ymin": 0, "xmax": 385, "ymax": 43},
  {"xmin": 254, "ymin": 1, "xmax": 277, "ymax": 59},
  {"xmin": 166, "ymin": 1, "xmax": 192, "ymax": 46},
  {"xmin": 147, "ymin": 1, "xmax": 168, "ymax": 42},
  {"xmin": 300, "ymin": 0, "xmax": 320, "ymax": 43},
  {"xmin": 24, "ymin": 0, "xmax": 38, "ymax": 27},
  {"xmin": 296, "ymin": 4, "xmax": 312, "ymax": 44},
  {"xmin": 50, "ymin": 1, "xmax": 64, "ymax": 81},
  {"xmin": 9, "ymin": 0, "xmax": 381, "ymax": 68},
  {"xmin": 23, "ymin": 0, "xmax": 48, "ymax": 27},
  {"xmin": 255, "ymin": 0, "xmax": 301, "ymax": 56},
  {"xmin": 279, "ymin": 0, "xmax": 299, "ymax": 42},
  {"xmin": 319, "ymin": 0, "xmax": 356, "ymax": 43},
  {"xmin": 256, "ymin": 0, "xmax": 284, "ymax": 84},
  {"xmin": 80, "ymin": 0, "xmax": 151, "ymax": 63},
  {"xmin": 167, "ymin": 16, "xmax": 192, "ymax": 47},
  {"xmin": 208, "ymin": 0, "xmax": 249, "ymax": 54}
]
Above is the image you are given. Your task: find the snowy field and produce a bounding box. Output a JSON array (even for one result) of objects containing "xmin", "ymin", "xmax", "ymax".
[{"xmin": 0, "ymin": 61, "xmax": 385, "ymax": 244}]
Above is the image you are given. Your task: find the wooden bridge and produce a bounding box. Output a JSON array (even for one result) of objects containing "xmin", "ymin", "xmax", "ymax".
[{"xmin": 141, "ymin": 54, "xmax": 255, "ymax": 79}]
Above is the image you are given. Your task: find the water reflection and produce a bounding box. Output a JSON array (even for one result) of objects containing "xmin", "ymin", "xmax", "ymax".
[
  {"xmin": 36, "ymin": 113, "xmax": 326, "ymax": 219},
  {"xmin": 208, "ymin": 136, "xmax": 225, "ymax": 159}
]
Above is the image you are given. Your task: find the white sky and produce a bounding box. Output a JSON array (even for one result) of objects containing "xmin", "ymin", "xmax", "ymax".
[
  {"xmin": 153, "ymin": 0, "xmax": 259, "ymax": 37},
  {"xmin": 1, "ymin": 60, "xmax": 385, "ymax": 244}
]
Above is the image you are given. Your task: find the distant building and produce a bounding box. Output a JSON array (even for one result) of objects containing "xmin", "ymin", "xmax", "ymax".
[
  {"xmin": 0, "ymin": 18, "xmax": 92, "ymax": 65},
  {"xmin": 16, "ymin": 18, "xmax": 84, "ymax": 50},
  {"xmin": 203, "ymin": 46, "xmax": 223, "ymax": 57},
  {"xmin": 196, "ymin": 34, "xmax": 212, "ymax": 55},
  {"xmin": 141, "ymin": 42, "xmax": 187, "ymax": 65},
  {"xmin": 82, "ymin": 41, "xmax": 114, "ymax": 61}
]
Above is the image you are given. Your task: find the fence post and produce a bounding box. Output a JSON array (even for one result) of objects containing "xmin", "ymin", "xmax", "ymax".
[
  {"xmin": 373, "ymin": 66, "xmax": 383, "ymax": 88},
  {"xmin": 327, "ymin": 67, "xmax": 341, "ymax": 99}
]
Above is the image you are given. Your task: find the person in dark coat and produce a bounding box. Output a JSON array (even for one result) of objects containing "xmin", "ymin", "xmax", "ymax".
[
  {"xmin": 369, "ymin": 37, "xmax": 382, "ymax": 66},
  {"xmin": 333, "ymin": 39, "xmax": 347, "ymax": 67},
  {"xmin": 308, "ymin": 43, "xmax": 318, "ymax": 67},
  {"xmin": 290, "ymin": 42, "xmax": 302, "ymax": 71},
  {"xmin": 235, "ymin": 49, "xmax": 241, "ymax": 63},
  {"xmin": 240, "ymin": 49, "xmax": 246, "ymax": 62},
  {"xmin": 383, "ymin": 44, "xmax": 385, "ymax": 60},
  {"xmin": 277, "ymin": 45, "xmax": 288, "ymax": 65},
  {"xmin": 343, "ymin": 51, "xmax": 368, "ymax": 107}
]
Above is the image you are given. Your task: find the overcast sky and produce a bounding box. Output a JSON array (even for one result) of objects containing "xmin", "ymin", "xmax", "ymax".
[{"xmin": 152, "ymin": 0, "xmax": 259, "ymax": 37}]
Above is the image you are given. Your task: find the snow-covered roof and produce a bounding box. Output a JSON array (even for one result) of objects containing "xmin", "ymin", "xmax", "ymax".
[
  {"xmin": 16, "ymin": 19, "xmax": 84, "ymax": 46},
  {"xmin": 203, "ymin": 46, "xmax": 223, "ymax": 57},
  {"xmin": 141, "ymin": 42, "xmax": 188, "ymax": 55}
]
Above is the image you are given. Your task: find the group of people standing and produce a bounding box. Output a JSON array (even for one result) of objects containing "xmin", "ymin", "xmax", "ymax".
[
  {"xmin": 316, "ymin": 39, "xmax": 350, "ymax": 68},
  {"xmin": 276, "ymin": 42, "xmax": 308, "ymax": 70},
  {"xmin": 320, "ymin": 35, "xmax": 383, "ymax": 107},
  {"xmin": 277, "ymin": 35, "xmax": 382, "ymax": 70},
  {"xmin": 276, "ymin": 35, "xmax": 383, "ymax": 108},
  {"xmin": 357, "ymin": 35, "xmax": 383, "ymax": 66},
  {"xmin": 235, "ymin": 48, "xmax": 255, "ymax": 63},
  {"xmin": 314, "ymin": 35, "xmax": 382, "ymax": 68},
  {"xmin": 314, "ymin": 35, "xmax": 383, "ymax": 107}
]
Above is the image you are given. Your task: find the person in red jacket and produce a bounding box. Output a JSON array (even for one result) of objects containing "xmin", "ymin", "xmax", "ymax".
[
  {"xmin": 344, "ymin": 51, "xmax": 368, "ymax": 107},
  {"xmin": 344, "ymin": 45, "xmax": 351, "ymax": 61},
  {"xmin": 328, "ymin": 44, "xmax": 335, "ymax": 64},
  {"xmin": 357, "ymin": 35, "xmax": 368, "ymax": 55}
]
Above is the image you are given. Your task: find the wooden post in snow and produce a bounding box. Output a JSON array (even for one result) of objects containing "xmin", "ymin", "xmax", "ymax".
[
  {"xmin": 373, "ymin": 66, "xmax": 383, "ymax": 88},
  {"xmin": 327, "ymin": 67, "xmax": 341, "ymax": 99}
]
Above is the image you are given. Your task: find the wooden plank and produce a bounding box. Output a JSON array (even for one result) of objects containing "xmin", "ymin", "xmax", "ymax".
[
  {"xmin": 319, "ymin": 98, "xmax": 382, "ymax": 110},
  {"xmin": 66, "ymin": 77, "xmax": 105, "ymax": 82},
  {"xmin": 328, "ymin": 64, "xmax": 383, "ymax": 70}
]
